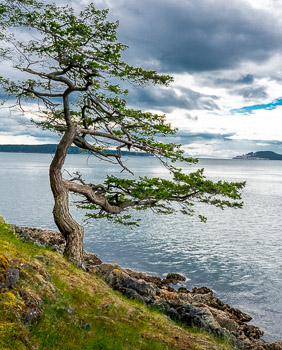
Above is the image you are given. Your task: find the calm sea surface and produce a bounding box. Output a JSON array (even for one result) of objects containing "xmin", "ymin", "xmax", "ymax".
[{"xmin": 0, "ymin": 152, "xmax": 281, "ymax": 342}]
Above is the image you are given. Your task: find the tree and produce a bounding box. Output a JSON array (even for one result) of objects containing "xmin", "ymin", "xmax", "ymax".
[{"xmin": 0, "ymin": 0, "xmax": 245, "ymax": 267}]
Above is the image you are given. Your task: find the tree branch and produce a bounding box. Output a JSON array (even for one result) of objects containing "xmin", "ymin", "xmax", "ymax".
[
  {"xmin": 63, "ymin": 178, "xmax": 159, "ymax": 212},
  {"xmin": 63, "ymin": 179, "xmax": 122, "ymax": 214}
]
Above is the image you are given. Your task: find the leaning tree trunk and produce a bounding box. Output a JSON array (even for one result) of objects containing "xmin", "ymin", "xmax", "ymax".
[{"xmin": 49, "ymin": 125, "xmax": 84, "ymax": 267}]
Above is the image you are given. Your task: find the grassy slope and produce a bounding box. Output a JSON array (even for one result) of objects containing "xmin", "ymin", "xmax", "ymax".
[{"xmin": 0, "ymin": 218, "xmax": 233, "ymax": 350}]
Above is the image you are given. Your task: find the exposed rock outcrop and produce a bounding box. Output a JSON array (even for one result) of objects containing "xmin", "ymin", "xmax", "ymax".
[
  {"xmin": 14, "ymin": 226, "xmax": 102, "ymax": 269},
  {"xmin": 94, "ymin": 264, "xmax": 282, "ymax": 350}
]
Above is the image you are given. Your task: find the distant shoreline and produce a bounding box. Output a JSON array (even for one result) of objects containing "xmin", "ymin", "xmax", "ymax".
[{"xmin": 0, "ymin": 144, "xmax": 151, "ymax": 156}]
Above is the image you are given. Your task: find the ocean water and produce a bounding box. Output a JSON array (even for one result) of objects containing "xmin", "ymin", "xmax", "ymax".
[{"xmin": 0, "ymin": 152, "xmax": 281, "ymax": 342}]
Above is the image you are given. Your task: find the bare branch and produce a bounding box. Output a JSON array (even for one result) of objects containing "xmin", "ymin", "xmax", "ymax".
[
  {"xmin": 63, "ymin": 178, "xmax": 159, "ymax": 212},
  {"xmin": 25, "ymin": 85, "xmax": 63, "ymax": 98},
  {"xmin": 63, "ymin": 179, "xmax": 122, "ymax": 214}
]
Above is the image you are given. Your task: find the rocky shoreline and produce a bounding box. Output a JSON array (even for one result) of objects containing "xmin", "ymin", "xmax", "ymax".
[{"xmin": 14, "ymin": 226, "xmax": 282, "ymax": 350}]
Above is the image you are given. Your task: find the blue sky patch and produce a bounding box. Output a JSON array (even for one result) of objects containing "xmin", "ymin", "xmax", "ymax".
[{"xmin": 231, "ymin": 97, "xmax": 282, "ymax": 114}]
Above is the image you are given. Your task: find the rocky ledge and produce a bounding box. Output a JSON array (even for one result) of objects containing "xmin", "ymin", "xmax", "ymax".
[{"xmin": 14, "ymin": 226, "xmax": 282, "ymax": 350}]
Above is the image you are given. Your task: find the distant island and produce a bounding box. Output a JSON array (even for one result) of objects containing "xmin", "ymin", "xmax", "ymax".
[
  {"xmin": 233, "ymin": 151, "xmax": 282, "ymax": 160},
  {"xmin": 0, "ymin": 144, "xmax": 151, "ymax": 156},
  {"xmin": 0, "ymin": 144, "xmax": 80, "ymax": 154}
]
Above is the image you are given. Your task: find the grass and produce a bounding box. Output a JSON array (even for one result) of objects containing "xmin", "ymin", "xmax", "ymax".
[{"xmin": 0, "ymin": 217, "xmax": 234, "ymax": 350}]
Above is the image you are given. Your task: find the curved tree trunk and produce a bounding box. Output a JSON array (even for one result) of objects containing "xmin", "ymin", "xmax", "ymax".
[{"xmin": 49, "ymin": 125, "xmax": 84, "ymax": 267}]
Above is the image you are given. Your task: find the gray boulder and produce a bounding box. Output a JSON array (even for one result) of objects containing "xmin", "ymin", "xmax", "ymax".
[{"xmin": 6, "ymin": 268, "xmax": 19, "ymax": 288}]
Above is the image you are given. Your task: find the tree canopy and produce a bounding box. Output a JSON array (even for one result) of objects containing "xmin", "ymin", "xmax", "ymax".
[{"xmin": 0, "ymin": 0, "xmax": 245, "ymax": 266}]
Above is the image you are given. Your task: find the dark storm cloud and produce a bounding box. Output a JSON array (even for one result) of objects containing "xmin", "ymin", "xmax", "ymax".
[
  {"xmin": 107, "ymin": 0, "xmax": 282, "ymax": 73},
  {"xmin": 178, "ymin": 86, "xmax": 219, "ymax": 110},
  {"xmin": 211, "ymin": 74, "xmax": 255, "ymax": 88},
  {"xmin": 127, "ymin": 85, "xmax": 219, "ymax": 112},
  {"xmin": 231, "ymin": 86, "xmax": 268, "ymax": 99}
]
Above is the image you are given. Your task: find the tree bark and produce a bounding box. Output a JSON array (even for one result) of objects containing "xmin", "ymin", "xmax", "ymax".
[{"xmin": 49, "ymin": 125, "xmax": 84, "ymax": 267}]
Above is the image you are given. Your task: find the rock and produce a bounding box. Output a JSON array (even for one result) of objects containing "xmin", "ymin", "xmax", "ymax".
[
  {"xmin": 57, "ymin": 307, "xmax": 74, "ymax": 316},
  {"xmin": 178, "ymin": 287, "xmax": 190, "ymax": 294},
  {"xmin": 192, "ymin": 286, "xmax": 213, "ymax": 295},
  {"xmin": 0, "ymin": 282, "xmax": 7, "ymax": 293},
  {"xmin": 131, "ymin": 272, "xmax": 165, "ymax": 288},
  {"xmin": 82, "ymin": 322, "xmax": 91, "ymax": 330},
  {"xmin": 121, "ymin": 287, "xmax": 143, "ymax": 301},
  {"xmin": 14, "ymin": 226, "xmax": 66, "ymax": 253},
  {"xmin": 67, "ymin": 307, "xmax": 74, "ymax": 314},
  {"xmin": 15, "ymin": 226, "xmax": 102, "ymax": 268},
  {"xmin": 83, "ymin": 251, "xmax": 102, "ymax": 271},
  {"xmin": 34, "ymin": 255, "xmax": 44, "ymax": 260},
  {"xmin": 6, "ymin": 268, "xmax": 19, "ymax": 288},
  {"xmin": 165, "ymin": 272, "xmax": 186, "ymax": 285},
  {"xmin": 45, "ymin": 271, "xmax": 51, "ymax": 282},
  {"xmin": 23, "ymin": 310, "xmax": 38, "ymax": 325},
  {"xmin": 94, "ymin": 263, "xmax": 123, "ymax": 277},
  {"xmin": 107, "ymin": 269, "xmax": 157, "ymax": 298},
  {"xmin": 258, "ymin": 342, "xmax": 282, "ymax": 350},
  {"xmin": 226, "ymin": 306, "xmax": 252, "ymax": 323}
]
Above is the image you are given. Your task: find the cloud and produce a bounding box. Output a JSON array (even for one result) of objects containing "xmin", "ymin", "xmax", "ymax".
[
  {"xmin": 231, "ymin": 86, "xmax": 268, "ymax": 99},
  {"xmin": 184, "ymin": 113, "xmax": 198, "ymax": 121},
  {"xmin": 210, "ymin": 74, "xmax": 255, "ymax": 88},
  {"xmin": 176, "ymin": 131, "xmax": 235, "ymax": 142},
  {"xmin": 0, "ymin": 110, "xmax": 59, "ymax": 144},
  {"xmin": 127, "ymin": 85, "xmax": 219, "ymax": 112},
  {"xmin": 161, "ymin": 130, "xmax": 236, "ymax": 147},
  {"xmin": 104, "ymin": 0, "xmax": 282, "ymax": 73}
]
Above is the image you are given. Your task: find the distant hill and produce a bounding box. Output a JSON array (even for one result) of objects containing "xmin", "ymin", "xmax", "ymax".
[
  {"xmin": 233, "ymin": 151, "xmax": 282, "ymax": 160},
  {"xmin": 0, "ymin": 144, "xmax": 80, "ymax": 154},
  {"xmin": 0, "ymin": 144, "xmax": 151, "ymax": 156}
]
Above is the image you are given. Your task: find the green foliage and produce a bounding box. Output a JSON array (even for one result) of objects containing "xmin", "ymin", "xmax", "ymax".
[{"xmin": 0, "ymin": 0, "xmax": 245, "ymax": 226}]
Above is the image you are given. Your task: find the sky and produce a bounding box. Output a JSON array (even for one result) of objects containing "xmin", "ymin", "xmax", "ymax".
[{"xmin": 1, "ymin": 0, "xmax": 282, "ymax": 158}]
